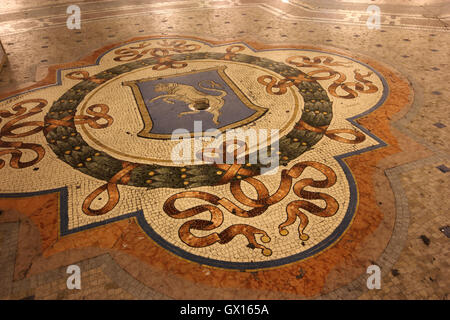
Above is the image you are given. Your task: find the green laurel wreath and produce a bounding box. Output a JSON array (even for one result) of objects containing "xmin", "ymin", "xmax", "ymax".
[{"xmin": 44, "ymin": 52, "xmax": 332, "ymax": 189}]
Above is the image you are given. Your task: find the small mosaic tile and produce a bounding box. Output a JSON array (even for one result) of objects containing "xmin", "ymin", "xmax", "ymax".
[{"xmin": 436, "ymin": 165, "xmax": 450, "ymax": 173}]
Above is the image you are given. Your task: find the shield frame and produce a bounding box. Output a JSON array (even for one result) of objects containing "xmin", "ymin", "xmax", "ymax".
[{"xmin": 123, "ymin": 66, "xmax": 268, "ymax": 139}]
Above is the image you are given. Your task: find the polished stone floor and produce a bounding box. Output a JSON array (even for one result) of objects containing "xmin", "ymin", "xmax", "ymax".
[{"xmin": 0, "ymin": 0, "xmax": 448, "ymax": 300}]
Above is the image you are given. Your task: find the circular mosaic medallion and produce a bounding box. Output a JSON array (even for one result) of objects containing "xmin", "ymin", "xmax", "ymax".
[{"xmin": 43, "ymin": 50, "xmax": 332, "ymax": 188}]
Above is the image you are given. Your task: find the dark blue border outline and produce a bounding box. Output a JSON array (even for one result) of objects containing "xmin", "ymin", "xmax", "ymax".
[{"xmin": 0, "ymin": 38, "xmax": 389, "ymax": 270}]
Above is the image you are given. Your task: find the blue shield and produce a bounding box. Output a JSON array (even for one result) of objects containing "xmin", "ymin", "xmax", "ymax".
[{"xmin": 123, "ymin": 66, "xmax": 267, "ymax": 139}]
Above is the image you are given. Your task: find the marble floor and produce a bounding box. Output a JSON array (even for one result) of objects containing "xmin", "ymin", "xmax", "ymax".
[{"xmin": 0, "ymin": 0, "xmax": 448, "ymax": 300}]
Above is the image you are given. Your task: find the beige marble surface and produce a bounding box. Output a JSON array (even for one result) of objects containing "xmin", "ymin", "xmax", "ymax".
[{"xmin": 0, "ymin": 0, "xmax": 448, "ymax": 300}]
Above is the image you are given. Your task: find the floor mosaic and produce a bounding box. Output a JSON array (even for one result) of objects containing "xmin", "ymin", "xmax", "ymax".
[
  {"xmin": 0, "ymin": 36, "xmax": 402, "ymax": 268},
  {"xmin": 0, "ymin": 0, "xmax": 448, "ymax": 300}
]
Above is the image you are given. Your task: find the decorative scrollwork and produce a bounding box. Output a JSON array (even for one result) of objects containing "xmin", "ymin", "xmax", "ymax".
[
  {"xmin": 82, "ymin": 162, "xmax": 139, "ymax": 216},
  {"xmin": 195, "ymin": 138, "xmax": 248, "ymax": 164},
  {"xmin": 156, "ymin": 39, "xmax": 201, "ymax": 53},
  {"xmin": 163, "ymin": 160, "xmax": 338, "ymax": 256},
  {"xmin": 295, "ymin": 120, "xmax": 366, "ymax": 144},
  {"xmin": 44, "ymin": 104, "xmax": 113, "ymax": 133},
  {"xmin": 149, "ymin": 48, "xmax": 188, "ymax": 71},
  {"xmin": 66, "ymin": 71, "xmax": 107, "ymax": 84},
  {"xmin": 257, "ymin": 75, "xmax": 294, "ymax": 95},
  {"xmin": 222, "ymin": 45, "xmax": 245, "ymax": 60},
  {"xmin": 327, "ymin": 69, "xmax": 378, "ymax": 99},
  {"xmin": 0, "ymin": 99, "xmax": 47, "ymax": 170},
  {"xmin": 258, "ymin": 55, "xmax": 379, "ymax": 99},
  {"xmin": 113, "ymin": 39, "xmax": 201, "ymax": 62}
]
